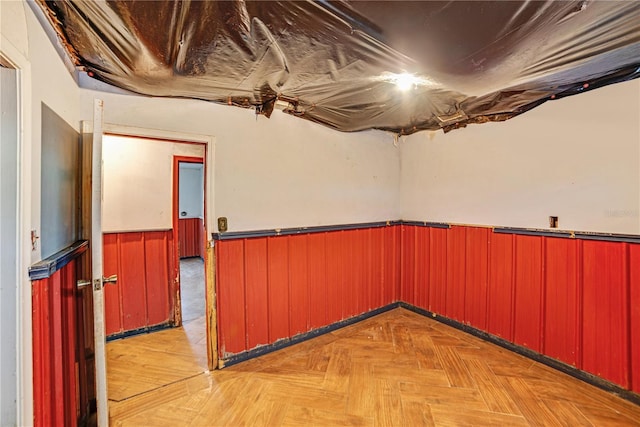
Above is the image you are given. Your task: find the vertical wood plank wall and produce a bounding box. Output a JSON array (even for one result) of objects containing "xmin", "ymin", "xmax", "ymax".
[
  {"xmin": 103, "ymin": 230, "xmax": 175, "ymax": 336},
  {"xmin": 215, "ymin": 223, "xmax": 639, "ymax": 394},
  {"xmin": 32, "ymin": 260, "xmax": 78, "ymax": 427},
  {"xmin": 215, "ymin": 226, "xmax": 401, "ymax": 358},
  {"xmin": 400, "ymin": 224, "xmax": 639, "ymax": 394},
  {"xmin": 178, "ymin": 218, "xmax": 204, "ymax": 258}
]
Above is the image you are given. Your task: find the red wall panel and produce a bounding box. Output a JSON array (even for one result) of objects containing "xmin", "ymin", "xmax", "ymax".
[
  {"xmin": 103, "ymin": 230, "xmax": 174, "ymax": 337},
  {"xmin": 370, "ymin": 228, "xmax": 384, "ymax": 310},
  {"xmin": 487, "ymin": 232, "xmax": 514, "ymax": 340},
  {"xmin": 144, "ymin": 231, "xmax": 172, "ymax": 326},
  {"xmin": 630, "ymin": 244, "xmax": 640, "ymax": 393},
  {"xmin": 401, "ymin": 226, "xmax": 417, "ymax": 304},
  {"xmin": 32, "ymin": 277, "xmax": 52, "ymax": 427},
  {"xmin": 415, "ymin": 226, "xmax": 430, "ymax": 309},
  {"xmin": 445, "ymin": 226, "xmax": 466, "ymax": 322},
  {"xmin": 289, "ymin": 235, "xmax": 310, "ymax": 335},
  {"xmin": 216, "ymin": 226, "xmax": 401, "ymax": 359},
  {"xmin": 103, "ymin": 233, "xmax": 121, "ymax": 335},
  {"xmin": 325, "ymin": 232, "xmax": 344, "ymax": 324},
  {"xmin": 582, "ymin": 241, "xmax": 630, "ymax": 388},
  {"xmin": 464, "ymin": 227, "xmax": 489, "ymax": 330},
  {"xmin": 119, "ymin": 233, "xmax": 148, "ymax": 331},
  {"xmin": 178, "ymin": 218, "xmax": 204, "ymax": 258},
  {"xmin": 50, "ymin": 272, "xmax": 65, "ymax": 423},
  {"xmin": 32, "ymin": 260, "xmax": 79, "ymax": 427},
  {"xmin": 343, "ymin": 231, "xmax": 358, "ymax": 318},
  {"xmin": 267, "ymin": 236, "xmax": 290, "ymax": 342},
  {"xmin": 513, "ymin": 235, "xmax": 544, "ymax": 352},
  {"xmin": 308, "ymin": 233, "xmax": 328, "ymax": 329},
  {"xmin": 60, "ymin": 265, "xmax": 78, "ymax": 424},
  {"xmin": 544, "ymin": 238, "xmax": 580, "ymax": 366},
  {"xmin": 216, "ymin": 239, "xmax": 246, "ymax": 355},
  {"xmin": 428, "ymin": 228, "xmax": 447, "ymax": 314},
  {"xmin": 362, "ymin": 229, "xmax": 373, "ymax": 313},
  {"xmin": 244, "ymin": 238, "xmax": 269, "ymax": 349},
  {"xmin": 214, "ymin": 223, "xmax": 638, "ymax": 396},
  {"xmin": 384, "ymin": 226, "xmax": 400, "ymax": 305}
]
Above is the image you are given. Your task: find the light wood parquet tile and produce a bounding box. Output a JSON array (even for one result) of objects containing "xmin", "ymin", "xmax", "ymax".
[
  {"xmin": 108, "ymin": 308, "xmax": 640, "ymax": 426},
  {"xmin": 463, "ymin": 357, "xmax": 522, "ymax": 416}
]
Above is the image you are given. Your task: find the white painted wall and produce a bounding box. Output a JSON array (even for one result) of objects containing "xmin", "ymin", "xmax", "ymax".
[
  {"xmin": 1, "ymin": 1, "xmax": 29, "ymax": 59},
  {"xmin": 400, "ymin": 79, "xmax": 640, "ymax": 234},
  {"xmin": 79, "ymin": 87, "xmax": 401, "ymax": 232},
  {"xmin": 179, "ymin": 164, "xmax": 204, "ymax": 219},
  {"xmin": 102, "ymin": 135, "xmax": 204, "ymax": 232},
  {"xmin": 1, "ymin": 1, "xmax": 82, "ymax": 263}
]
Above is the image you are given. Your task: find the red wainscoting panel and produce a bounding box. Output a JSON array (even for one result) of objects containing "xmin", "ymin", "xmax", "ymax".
[
  {"xmin": 215, "ymin": 222, "xmax": 639, "ymax": 394},
  {"xmin": 362, "ymin": 229, "xmax": 373, "ymax": 314},
  {"xmin": 103, "ymin": 233, "xmax": 121, "ymax": 336},
  {"xmin": 215, "ymin": 226, "xmax": 399, "ymax": 359},
  {"xmin": 308, "ymin": 233, "xmax": 328, "ymax": 329},
  {"xmin": 179, "ymin": 217, "xmax": 204, "ymax": 258},
  {"xmin": 630, "ymin": 243, "xmax": 640, "ymax": 393},
  {"xmin": 244, "ymin": 238, "xmax": 269, "ymax": 349},
  {"xmin": 32, "ymin": 260, "xmax": 78, "ymax": 427},
  {"xmin": 267, "ymin": 236, "xmax": 290, "ymax": 343},
  {"xmin": 582, "ymin": 240, "xmax": 630, "ymax": 388},
  {"xmin": 544, "ymin": 237, "xmax": 580, "ymax": 366},
  {"xmin": 384, "ymin": 226, "xmax": 401, "ymax": 306},
  {"xmin": 464, "ymin": 227, "xmax": 489, "ymax": 330},
  {"xmin": 119, "ymin": 233, "xmax": 148, "ymax": 332},
  {"xmin": 513, "ymin": 234, "xmax": 544, "ymax": 352},
  {"xmin": 401, "ymin": 225, "xmax": 417, "ymax": 304},
  {"xmin": 289, "ymin": 235, "xmax": 310, "ymax": 335},
  {"xmin": 370, "ymin": 228, "xmax": 384, "ymax": 310},
  {"xmin": 103, "ymin": 230, "xmax": 175, "ymax": 337},
  {"xmin": 428, "ymin": 227, "xmax": 447, "ymax": 315},
  {"xmin": 145, "ymin": 231, "xmax": 173, "ymax": 325},
  {"xmin": 445, "ymin": 226, "xmax": 466, "ymax": 322},
  {"xmin": 414, "ymin": 226, "xmax": 430, "ymax": 310},
  {"xmin": 487, "ymin": 232, "xmax": 515, "ymax": 341},
  {"xmin": 325, "ymin": 232, "xmax": 344, "ymax": 325},
  {"xmin": 216, "ymin": 239, "xmax": 246, "ymax": 355},
  {"xmin": 342, "ymin": 231, "xmax": 357, "ymax": 318}
]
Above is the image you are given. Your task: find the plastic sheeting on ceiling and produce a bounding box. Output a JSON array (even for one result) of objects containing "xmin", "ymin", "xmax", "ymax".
[{"xmin": 37, "ymin": 1, "xmax": 640, "ymax": 134}]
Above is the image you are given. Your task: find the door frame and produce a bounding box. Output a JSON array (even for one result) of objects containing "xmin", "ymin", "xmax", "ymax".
[
  {"xmin": 173, "ymin": 156, "xmax": 205, "ymax": 326},
  {"xmin": 1, "ymin": 36, "xmax": 34, "ymax": 426},
  {"xmin": 85, "ymin": 122, "xmax": 218, "ymax": 375}
]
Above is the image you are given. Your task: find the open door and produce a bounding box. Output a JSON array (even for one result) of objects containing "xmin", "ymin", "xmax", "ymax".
[
  {"xmin": 83, "ymin": 115, "xmax": 218, "ymax": 425},
  {"xmin": 89, "ymin": 99, "xmax": 111, "ymax": 427}
]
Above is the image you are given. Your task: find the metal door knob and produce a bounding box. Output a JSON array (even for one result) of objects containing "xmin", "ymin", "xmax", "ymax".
[{"xmin": 103, "ymin": 274, "xmax": 118, "ymax": 285}]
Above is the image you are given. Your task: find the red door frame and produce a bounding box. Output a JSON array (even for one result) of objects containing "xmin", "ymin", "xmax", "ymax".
[{"xmin": 172, "ymin": 155, "xmax": 205, "ymax": 326}]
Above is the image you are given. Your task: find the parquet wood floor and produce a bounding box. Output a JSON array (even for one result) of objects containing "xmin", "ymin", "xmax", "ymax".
[{"xmin": 107, "ymin": 308, "xmax": 640, "ymax": 426}]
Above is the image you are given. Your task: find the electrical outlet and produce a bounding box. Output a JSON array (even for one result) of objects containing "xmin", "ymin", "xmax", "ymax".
[
  {"xmin": 549, "ymin": 216, "xmax": 558, "ymax": 228},
  {"xmin": 218, "ymin": 217, "xmax": 228, "ymax": 232}
]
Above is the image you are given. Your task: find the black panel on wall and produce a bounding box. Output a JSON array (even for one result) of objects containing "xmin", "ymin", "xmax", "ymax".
[{"xmin": 41, "ymin": 103, "xmax": 80, "ymax": 259}]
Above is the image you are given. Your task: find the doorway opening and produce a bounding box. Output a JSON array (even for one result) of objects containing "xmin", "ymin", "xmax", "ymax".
[
  {"xmin": 99, "ymin": 132, "xmax": 213, "ymax": 405},
  {"xmin": 176, "ymin": 161, "xmax": 206, "ymax": 326}
]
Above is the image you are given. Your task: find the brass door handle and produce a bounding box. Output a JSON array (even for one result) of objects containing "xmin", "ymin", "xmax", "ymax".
[
  {"xmin": 103, "ymin": 274, "xmax": 118, "ymax": 285},
  {"xmin": 77, "ymin": 275, "xmax": 118, "ymax": 290},
  {"xmin": 77, "ymin": 279, "xmax": 92, "ymax": 289}
]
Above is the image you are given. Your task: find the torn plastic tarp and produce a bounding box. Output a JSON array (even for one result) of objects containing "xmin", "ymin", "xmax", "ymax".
[{"xmin": 37, "ymin": 1, "xmax": 640, "ymax": 134}]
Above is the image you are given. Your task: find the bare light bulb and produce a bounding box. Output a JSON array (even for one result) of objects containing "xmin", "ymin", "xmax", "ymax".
[
  {"xmin": 378, "ymin": 72, "xmax": 431, "ymax": 91},
  {"xmin": 394, "ymin": 73, "xmax": 419, "ymax": 91}
]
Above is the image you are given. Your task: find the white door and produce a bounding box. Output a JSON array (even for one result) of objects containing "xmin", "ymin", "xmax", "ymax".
[
  {"xmin": 0, "ymin": 62, "xmax": 19, "ymax": 427},
  {"xmin": 88, "ymin": 99, "xmax": 112, "ymax": 427}
]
